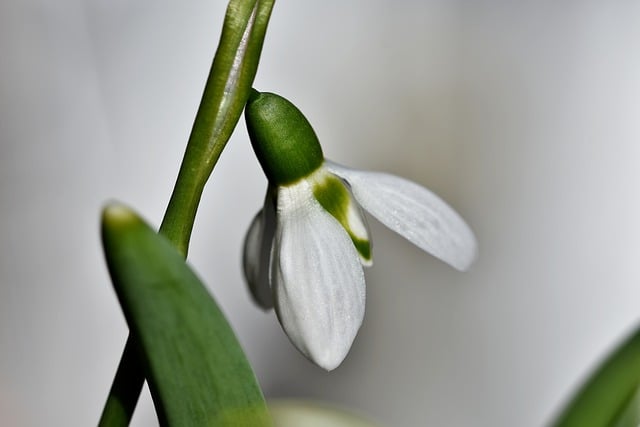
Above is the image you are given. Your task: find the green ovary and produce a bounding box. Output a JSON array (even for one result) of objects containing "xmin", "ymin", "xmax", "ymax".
[
  {"xmin": 313, "ymin": 175, "xmax": 371, "ymax": 262},
  {"xmin": 245, "ymin": 91, "xmax": 324, "ymax": 185}
]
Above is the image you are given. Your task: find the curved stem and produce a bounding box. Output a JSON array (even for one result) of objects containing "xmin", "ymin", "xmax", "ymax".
[{"xmin": 159, "ymin": 0, "xmax": 275, "ymax": 257}]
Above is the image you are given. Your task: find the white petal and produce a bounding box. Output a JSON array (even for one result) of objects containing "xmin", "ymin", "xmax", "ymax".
[
  {"xmin": 272, "ymin": 180, "xmax": 365, "ymax": 370},
  {"xmin": 327, "ymin": 161, "xmax": 477, "ymax": 271},
  {"xmin": 243, "ymin": 210, "xmax": 263, "ymax": 284},
  {"xmin": 242, "ymin": 190, "xmax": 277, "ymax": 309}
]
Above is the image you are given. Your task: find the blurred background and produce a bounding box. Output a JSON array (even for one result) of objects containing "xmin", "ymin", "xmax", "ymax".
[{"xmin": 1, "ymin": 1, "xmax": 640, "ymax": 426}]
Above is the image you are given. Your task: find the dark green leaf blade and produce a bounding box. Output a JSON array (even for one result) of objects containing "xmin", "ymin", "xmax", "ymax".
[
  {"xmin": 553, "ymin": 326, "xmax": 640, "ymax": 427},
  {"xmin": 101, "ymin": 203, "xmax": 271, "ymax": 426}
]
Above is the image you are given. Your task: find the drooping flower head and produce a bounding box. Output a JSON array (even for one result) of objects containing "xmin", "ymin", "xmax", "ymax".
[{"xmin": 243, "ymin": 89, "xmax": 477, "ymax": 370}]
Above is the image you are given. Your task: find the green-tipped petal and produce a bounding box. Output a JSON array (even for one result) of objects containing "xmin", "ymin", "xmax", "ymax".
[
  {"xmin": 271, "ymin": 182, "xmax": 365, "ymax": 371},
  {"xmin": 310, "ymin": 168, "xmax": 372, "ymax": 266}
]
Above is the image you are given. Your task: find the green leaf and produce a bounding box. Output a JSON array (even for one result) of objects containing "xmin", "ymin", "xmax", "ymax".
[
  {"xmin": 612, "ymin": 382, "xmax": 640, "ymax": 427},
  {"xmin": 101, "ymin": 203, "xmax": 271, "ymax": 426},
  {"xmin": 553, "ymin": 326, "xmax": 640, "ymax": 427}
]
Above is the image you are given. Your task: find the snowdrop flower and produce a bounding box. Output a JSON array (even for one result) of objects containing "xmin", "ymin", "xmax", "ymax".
[{"xmin": 242, "ymin": 90, "xmax": 477, "ymax": 370}]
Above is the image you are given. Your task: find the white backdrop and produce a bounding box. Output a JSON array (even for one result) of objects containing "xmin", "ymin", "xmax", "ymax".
[{"xmin": 1, "ymin": 1, "xmax": 639, "ymax": 426}]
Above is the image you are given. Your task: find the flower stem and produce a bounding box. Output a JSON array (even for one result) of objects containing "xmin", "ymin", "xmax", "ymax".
[
  {"xmin": 98, "ymin": 0, "xmax": 275, "ymax": 424},
  {"xmin": 160, "ymin": 0, "xmax": 276, "ymax": 257},
  {"xmin": 97, "ymin": 337, "xmax": 143, "ymax": 427}
]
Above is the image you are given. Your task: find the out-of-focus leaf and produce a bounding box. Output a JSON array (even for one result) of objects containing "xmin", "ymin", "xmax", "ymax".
[
  {"xmin": 101, "ymin": 203, "xmax": 271, "ymax": 426},
  {"xmin": 553, "ymin": 326, "xmax": 640, "ymax": 427},
  {"xmin": 612, "ymin": 382, "xmax": 640, "ymax": 427},
  {"xmin": 269, "ymin": 400, "xmax": 381, "ymax": 427}
]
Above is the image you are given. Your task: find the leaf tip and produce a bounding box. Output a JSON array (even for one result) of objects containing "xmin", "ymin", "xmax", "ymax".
[{"xmin": 102, "ymin": 202, "xmax": 139, "ymax": 228}]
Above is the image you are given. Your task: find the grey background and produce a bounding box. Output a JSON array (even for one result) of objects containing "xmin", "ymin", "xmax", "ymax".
[{"xmin": 1, "ymin": 1, "xmax": 640, "ymax": 426}]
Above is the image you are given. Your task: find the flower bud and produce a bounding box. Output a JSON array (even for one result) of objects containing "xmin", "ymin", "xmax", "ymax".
[{"xmin": 245, "ymin": 90, "xmax": 324, "ymax": 185}]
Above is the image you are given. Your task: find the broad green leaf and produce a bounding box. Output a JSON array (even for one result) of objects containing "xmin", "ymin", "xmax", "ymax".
[
  {"xmin": 101, "ymin": 203, "xmax": 271, "ymax": 426},
  {"xmin": 553, "ymin": 326, "xmax": 640, "ymax": 427}
]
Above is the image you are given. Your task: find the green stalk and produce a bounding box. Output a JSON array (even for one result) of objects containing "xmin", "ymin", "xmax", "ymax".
[
  {"xmin": 98, "ymin": 336, "xmax": 144, "ymax": 426},
  {"xmin": 98, "ymin": 0, "xmax": 275, "ymax": 425},
  {"xmin": 160, "ymin": 0, "xmax": 276, "ymax": 257}
]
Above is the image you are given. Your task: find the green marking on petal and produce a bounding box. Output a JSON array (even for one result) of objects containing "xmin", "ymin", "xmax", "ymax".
[
  {"xmin": 352, "ymin": 237, "xmax": 371, "ymax": 262},
  {"xmin": 312, "ymin": 174, "xmax": 372, "ymax": 263}
]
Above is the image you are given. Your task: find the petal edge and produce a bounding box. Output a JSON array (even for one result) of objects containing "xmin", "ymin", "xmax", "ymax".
[
  {"xmin": 328, "ymin": 161, "xmax": 477, "ymax": 271},
  {"xmin": 242, "ymin": 189, "xmax": 277, "ymax": 309}
]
